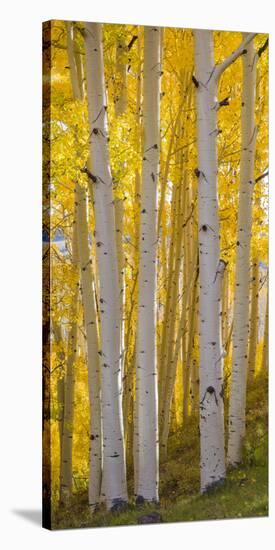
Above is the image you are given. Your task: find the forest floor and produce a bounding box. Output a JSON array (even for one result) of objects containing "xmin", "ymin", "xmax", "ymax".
[{"xmin": 52, "ymin": 371, "xmax": 268, "ymax": 529}]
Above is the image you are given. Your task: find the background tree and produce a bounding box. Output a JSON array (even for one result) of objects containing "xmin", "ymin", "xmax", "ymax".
[{"xmin": 135, "ymin": 25, "xmax": 161, "ymax": 503}]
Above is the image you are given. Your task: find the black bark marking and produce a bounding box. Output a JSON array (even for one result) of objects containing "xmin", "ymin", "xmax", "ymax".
[
  {"xmin": 80, "ymin": 166, "xmax": 97, "ymax": 183},
  {"xmin": 199, "ymin": 223, "xmax": 214, "ymax": 233},
  {"xmin": 194, "ymin": 168, "xmax": 200, "ymax": 178},
  {"xmin": 128, "ymin": 35, "xmax": 138, "ymax": 50},
  {"xmin": 258, "ymin": 38, "xmax": 268, "ymax": 58},
  {"xmin": 219, "ymin": 96, "xmax": 230, "ymax": 108},
  {"xmin": 192, "ymin": 75, "xmax": 199, "ymax": 88},
  {"xmin": 201, "ymin": 386, "xmax": 219, "ymax": 406}
]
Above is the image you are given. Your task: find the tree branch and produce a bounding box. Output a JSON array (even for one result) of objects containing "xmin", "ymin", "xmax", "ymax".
[
  {"xmin": 255, "ymin": 170, "xmax": 269, "ymax": 183},
  {"xmin": 215, "ymin": 32, "xmax": 257, "ymax": 81},
  {"xmin": 257, "ymin": 38, "xmax": 268, "ymax": 59}
]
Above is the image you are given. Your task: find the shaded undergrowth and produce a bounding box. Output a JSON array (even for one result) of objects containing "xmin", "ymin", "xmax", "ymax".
[{"xmin": 52, "ymin": 371, "xmax": 268, "ymax": 529}]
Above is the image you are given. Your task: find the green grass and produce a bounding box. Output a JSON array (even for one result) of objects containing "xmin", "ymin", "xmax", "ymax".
[{"xmin": 52, "ymin": 372, "xmax": 268, "ymax": 529}]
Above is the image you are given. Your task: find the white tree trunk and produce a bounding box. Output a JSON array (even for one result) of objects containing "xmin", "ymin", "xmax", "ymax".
[
  {"xmin": 194, "ymin": 29, "xmax": 226, "ymax": 492},
  {"xmin": 52, "ymin": 322, "xmax": 66, "ymax": 501},
  {"xmin": 135, "ymin": 26, "xmax": 161, "ymax": 503},
  {"xmin": 248, "ymin": 259, "xmax": 259, "ymax": 379},
  {"xmin": 59, "ymin": 308, "xmax": 77, "ymax": 505},
  {"xmin": 84, "ymin": 22, "xmax": 127, "ymax": 510},
  {"xmin": 75, "ymin": 182, "xmax": 102, "ymax": 511},
  {"xmin": 194, "ymin": 29, "xmax": 255, "ymax": 491},
  {"xmin": 65, "ymin": 22, "xmax": 82, "ymax": 100},
  {"xmin": 262, "ymin": 288, "xmax": 268, "ymax": 372},
  {"xmin": 228, "ymin": 38, "xmax": 257, "ymax": 466},
  {"xmin": 114, "ymin": 198, "xmax": 125, "ymax": 379},
  {"xmin": 66, "ymin": 21, "xmax": 103, "ymax": 512},
  {"xmin": 161, "ymin": 266, "xmax": 195, "ymax": 454},
  {"xmin": 114, "ymin": 35, "xmax": 127, "ymax": 116}
]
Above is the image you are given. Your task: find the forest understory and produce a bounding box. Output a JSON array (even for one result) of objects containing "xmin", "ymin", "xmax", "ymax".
[{"xmin": 52, "ymin": 371, "xmax": 268, "ymax": 529}]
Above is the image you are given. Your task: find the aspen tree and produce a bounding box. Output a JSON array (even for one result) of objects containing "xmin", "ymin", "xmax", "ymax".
[
  {"xmin": 123, "ymin": 273, "xmax": 138, "ymax": 436},
  {"xmin": 194, "ymin": 29, "xmax": 255, "ymax": 491},
  {"xmin": 160, "ymin": 120, "xmax": 193, "ymax": 446},
  {"xmin": 52, "ymin": 322, "xmax": 65, "ymax": 434},
  {"xmin": 190, "ymin": 298, "xmax": 199, "ymax": 413},
  {"xmin": 84, "ymin": 22, "xmax": 128, "ymax": 509},
  {"xmin": 161, "ymin": 147, "xmax": 197, "ymax": 442},
  {"xmin": 182, "ymin": 182, "xmax": 195, "ymax": 423},
  {"xmin": 248, "ymin": 259, "xmax": 259, "ymax": 379},
  {"xmin": 132, "ymin": 34, "xmax": 142, "ymax": 486},
  {"xmin": 65, "ymin": 22, "xmax": 82, "ymax": 100},
  {"xmin": 157, "ymin": 105, "xmax": 183, "ymax": 236},
  {"xmin": 161, "ymin": 254, "xmax": 198, "ymax": 454},
  {"xmin": 114, "ymin": 198, "xmax": 125, "ymax": 378},
  {"xmin": 75, "ymin": 183, "xmax": 102, "ymax": 511},
  {"xmin": 114, "ymin": 32, "xmax": 127, "ymax": 116},
  {"xmin": 160, "ymin": 183, "xmax": 182, "ymax": 419},
  {"xmin": 160, "ymin": 80, "xmax": 193, "ymax": 427},
  {"xmin": 262, "ymin": 287, "xmax": 268, "ymax": 372},
  {"xmin": 159, "ymin": 183, "xmax": 178, "ymax": 409},
  {"xmin": 56, "ymin": 23, "xmax": 82, "ymax": 508},
  {"xmin": 160, "ymin": 181, "xmax": 184, "ymax": 452},
  {"xmin": 221, "ymin": 268, "xmax": 230, "ymax": 346},
  {"xmin": 192, "ymin": 200, "xmax": 199, "ymax": 387},
  {"xmin": 135, "ymin": 26, "xmax": 160, "ymax": 503},
  {"xmin": 184, "ymin": 181, "xmax": 198, "ymax": 418},
  {"xmin": 183, "ymin": 253, "xmax": 198, "ymax": 421},
  {"xmin": 228, "ymin": 37, "xmax": 258, "ymax": 467},
  {"xmin": 52, "ymin": 322, "xmax": 65, "ymax": 501},
  {"xmin": 66, "ymin": 21, "xmax": 103, "ymax": 512},
  {"xmin": 57, "ymin": 375, "xmax": 65, "ymax": 453},
  {"xmin": 59, "ymin": 304, "xmax": 77, "ymax": 505},
  {"xmin": 56, "ymin": 225, "xmax": 78, "ymax": 507}
]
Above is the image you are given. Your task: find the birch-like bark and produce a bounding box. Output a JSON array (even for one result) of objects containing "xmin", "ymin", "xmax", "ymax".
[
  {"xmin": 132, "ymin": 41, "xmax": 142, "ymax": 494},
  {"xmin": 160, "ymin": 259, "xmax": 197, "ymax": 455},
  {"xmin": 84, "ymin": 22, "xmax": 127, "ymax": 509},
  {"xmin": 181, "ymin": 181, "xmax": 195, "ymax": 424},
  {"xmin": 227, "ymin": 38, "xmax": 257, "ymax": 466},
  {"xmin": 160, "ymin": 183, "xmax": 182, "ymax": 418},
  {"xmin": 183, "ymin": 258, "xmax": 198, "ymax": 421},
  {"xmin": 52, "ymin": 322, "xmax": 65, "ymax": 501},
  {"xmin": 53, "ymin": 215, "xmax": 78, "ymax": 507},
  {"xmin": 57, "ymin": 375, "xmax": 65, "ymax": 453},
  {"xmin": 221, "ymin": 268, "xmax": 230, "ymax": 346},
  {"xmin": 194, "ymin": 30, "xmax": 225, "ymax": 492},
  {"xmin": 135, "ymin": 26, "xmax": 160, "ymax": 502},
  {"xmin": 66, "ymin": 22, "xmax": 103, "ymax": 512},
  {"xmin": 114, "ymin": 198, "xmax": 125, "ymax": 379},
  {"xmin": 194, "ymin": 29, "xmax": 255, "ymax": 490},
  {"xmin": 262, "ymin": 288, "xmax": 268, "ymax": 372},
  {"xmin": 159, "ymin": 184, "xmax": 178, "ymax": 413},
  {"xmin": 160, "ymin": 185, "xmax": 184, "ymax": 453},
  {"xmin": 75, "ymin": 183, "xmax": 102, "ymax": 511},
  {"xmin": 114, "ymin": 34, "xmax": 127, "ymax": 116},
  {"xmin": 59, "ymin": 307, "xmax": 77, "ymax": 505},
  {"xmin": 160, "ymin": 167, "xmax": 195, "ymax": 451},
  {"xmin": 60, "ymin": 215, "xmax": 78, "ymax": 506},
  {"xmin": 65, "ymin": 22, "xmax": 82, "ymax": 100},
  {"xmin": 248, "ymin": 259, "xmax": 259, "ymax": 379}
]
